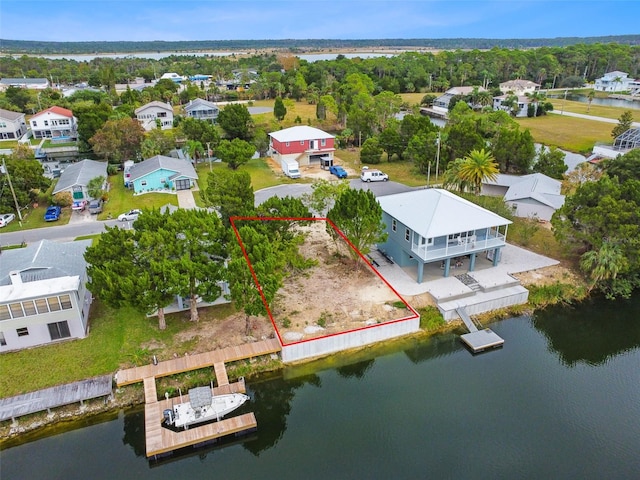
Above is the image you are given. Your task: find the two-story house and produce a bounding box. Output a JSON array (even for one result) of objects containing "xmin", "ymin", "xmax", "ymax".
[
  {"xmin": 499, "ymin": 79, "xmax": 540, "ymax": 96},
  {"xmin": 594, "ymin": 71, "xmax": 636, "ymax": 92},
  {"xmin": 183, "ymin": 98, "xmax": 220, "ymax": 123},
  {"xmin": 0, "ymin": 108, "xmax": 27, "ymax": 140},
  {"xmin": 0, "ymin": 240, "xmax": 93, "ymax": 352},
  {"xmin": 29, "ymin": 106, "xmax": 78, "ymax": 140},
  {"xmin": 376, "ymin": 189, "xmax": 512, "ymax": 283},
  {"xmin": 135, "ymin": 101, "xmax": 174, "ymax": 131},
  {"xmin": 269, "ymin": 126, "xmax": 335, "ymax": 168}
]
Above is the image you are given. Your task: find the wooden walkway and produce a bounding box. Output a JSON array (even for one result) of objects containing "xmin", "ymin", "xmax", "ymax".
[
  {"xmin": 115, "ymin": 338, "xmax": 281, "ymax": 387},
  {"xmin": 117, "ymin": 338, "xmax": 281, "ymax": 458},
  {"xmin": 0, "ymin": 375, "xmax": 113, "ymax": 423}
]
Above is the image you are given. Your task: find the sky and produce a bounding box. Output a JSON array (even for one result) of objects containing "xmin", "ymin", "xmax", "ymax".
[{"xmin": 0, "ymin": 1, "xmax": 638, "ymax": 43}]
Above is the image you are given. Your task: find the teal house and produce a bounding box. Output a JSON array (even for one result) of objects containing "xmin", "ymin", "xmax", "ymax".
[{"xmin": 128, "ymin": 155, "xmax": 198, "ymax": 194}]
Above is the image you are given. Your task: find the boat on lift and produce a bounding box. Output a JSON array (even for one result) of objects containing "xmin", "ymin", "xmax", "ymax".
[{"xmin": 163, "ymin": 384, "xmax": 249, "ymax": 430}]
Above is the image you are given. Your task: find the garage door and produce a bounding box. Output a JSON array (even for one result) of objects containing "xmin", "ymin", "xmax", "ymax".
[{"xmin": 175, "ymin": 179, "xmax": 190, "ymax": 190}]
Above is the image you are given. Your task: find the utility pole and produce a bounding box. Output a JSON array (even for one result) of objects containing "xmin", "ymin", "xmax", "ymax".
[
  {"xmin": 435, "ymin": 131, "xmax": 441, "ymax": 183},
  {"xmin": 206, "ymin": 142, "xmax": 212, "ymax": 172},
  {"xmin": 1, "ymin": 158, "xmax": 23, "ymax": 223}
]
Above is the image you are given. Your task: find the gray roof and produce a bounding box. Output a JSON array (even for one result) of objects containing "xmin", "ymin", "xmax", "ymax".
[
  {"xmin": 0, "ymin": 108, "xmax": 25, "ymax": 121},
  {"xmin": 0, "ymin": 239, "xmax": 92, "ymax": 286},
  {"xmin": 184, "ymin": 98, "xmax": 219, "ymax": 112},
  {"xmin": 135, "ymin": 101, "xmax": 172, "ymax": 114},
  {"xmin": 0, "ymin": 78, "xmax": 48, "ymax": 85},
  {"xmin": 52, "ymin": 159, "xmax": 108, "ymax": 194},
  {"xmin": 129, "ymin": 155, "xmax": 198, "ymax": 182},
  {"xmin": 378, "ymin": 189, "xmax": 511, "ymax": 239},
  {"xmin": 485, "ymin": 173, "xmax": 565, "ymax": 209}
]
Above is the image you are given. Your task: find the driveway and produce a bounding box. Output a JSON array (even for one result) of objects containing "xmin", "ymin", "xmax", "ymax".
[{"xmin": 68, "ymin": 208, "xmax": 98, "ymax": 225}]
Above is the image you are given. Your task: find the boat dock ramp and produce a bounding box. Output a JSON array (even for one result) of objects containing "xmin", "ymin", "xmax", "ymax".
[
  {"xmin": 456, "ymin": 306, "xmax": 504, "ymax": 353},
  {"xmin": 115, "ymin": 338, "xmax": 281, "ymax": 458}
]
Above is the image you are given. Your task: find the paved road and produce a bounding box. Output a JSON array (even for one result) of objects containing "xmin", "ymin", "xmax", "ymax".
[{"xmin": 550, "ymin": 110, "xmax": 640, "ymax": 127}]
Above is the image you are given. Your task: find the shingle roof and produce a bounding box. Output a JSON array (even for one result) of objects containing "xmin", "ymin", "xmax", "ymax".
[
  {"xmin": 377, "ymin": 189, "xmax": 511, "ymax": 239},
  {"xmin": 0, "ymin": 108, "xmax": 25, "ymax": 121},
  {"xmin": 0, "ymin": 239, "xmax": 92, "ymax": 287},
  {"xmin": 52, "ymin": 159, "xmax": 108, "ymax": 194},
  {"xmin": 269, "ymin": 126, "xmax": 334, "ymax": 143},
  {"xmin": 129, "ymin": 155, "xmax": 197, "ymax": 181}
]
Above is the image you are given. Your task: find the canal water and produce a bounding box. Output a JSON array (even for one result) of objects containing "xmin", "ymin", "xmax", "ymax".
[{"xmin": 2, "ymin": 295, "xmax": 639, "ymax": 479}]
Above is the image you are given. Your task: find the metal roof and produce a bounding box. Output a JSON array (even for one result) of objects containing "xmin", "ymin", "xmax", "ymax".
[
  {"xmin": 134, "ymin": 101, "xmax": 172, "ymax": 114},
  {"xmin": 52, "ymin": 159, "xmax": 107, "ymax": 194},
  {"xmin": 128, "ymin": 155, "xmax": 198, "ymax": 182},
  {"xmin": 269, "ymin": 126, "xmax": 334, "ymax": 143},
  {"xmin": 377, "ymin": 189, "xmax": 511, "ymax": 239},
  {"xmin": 485, "ymin": 173, "xmax": 565, "ymax": 209}
]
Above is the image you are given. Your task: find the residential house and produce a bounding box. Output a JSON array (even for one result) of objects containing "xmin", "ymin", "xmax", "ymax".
[
  {"xmin": 52, "ymin": 159, "xmax": 108, "ymax": 201},
  {"xmin": 492, "ymin": 94, "xmax": 532, "ymax": 117},
  {"xmin": 432, "ymin": 86, "xmax": 486, "ymax": 113},
  {"xmin": 135, "ymin": 101, "xmax": 174, "ymax": 131},
  {"xmin": 594, "ymin": 71, "xmax": 636, "ymax": 92},
  {"xmin": 482, "ymin": 173, "xmax": 565, "ymax": 221},
  {"xmin": 0, "ymin": 78, "xmax": 49, "ymax": 91},
  {"xmin": 128, "ymin": 155, "xmax": 198, "ymax": 193},
  {"xmin": 159, "ymin": 72, "xmax": 186, "ymax": 83},
  {"xmin": 376, "ymin": 189, "xmax": 512, "ymax": 283},
  {"xmin": 0, "ymin": 240, "xmax": 93, "ymax": 352},
  {"xmin": 183, "ymin": 98, "xmax": 220, "ymax": 122},
  {"xmin": 269, "ymin": 126, "xmax": 335, "ymax": 167},
  {"xmin": 499, "ymin": 79, "xmax": 540, "ymax": 95},
  {"xmin": 0, "ymin": 108, "xmax": 27, "ymax": 140},
  {"xmin": 29, "ymin": 106, "xmax": 78, "ymax": 140}
]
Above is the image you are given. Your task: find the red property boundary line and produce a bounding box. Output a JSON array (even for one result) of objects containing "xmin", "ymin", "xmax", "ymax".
[{"xmin": 229, "ymin": 216, "xmax": 420, "ymax": 348}]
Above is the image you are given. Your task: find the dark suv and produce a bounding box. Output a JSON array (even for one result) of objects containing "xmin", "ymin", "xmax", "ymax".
[{"xmin": 88, "ymin": 199, "xmax": 103, "ymax": 214}]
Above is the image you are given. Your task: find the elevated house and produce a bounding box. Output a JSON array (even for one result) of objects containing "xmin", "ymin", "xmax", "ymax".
[
  {"xmin": 594, "ymin": 71, "xmax": 636, "ymax": 92},
  {"xmin": 128, "ymin": 155, "xmax": 197, "ymax": 193},
  {"xmin": 29, "ymin": 106, "xmax": 78, "ymax": 140},
  {"xmin": 0, "ymin": 240, "xmax": 93, "ymax": 352},
  {"xmin": 0, "ymin": 108, "xmax": 27, "ymax": 140},
  {"xmin": 269, "ymin": 126, "xmax": 335, "ymax": 168},
  {"xmin": 377, "ymin": 189, "xmax": 512, "ymax": 283},
  {"xmin": 52, "ymin": 159, "xmax": 108, "ymax": 202},
  {"xmin": 482, "ymin": 173, "xmax": 565, "ymax": 222},
  {"xmin": 135, "ymin": 101, "xmax": 174, "ymax": 131},
  {"xmin": 432, "ymin": 86, "xmax": 486, "ymax": 113},
  {"xmin": 183, "ymin": 98, "xmax": 220, "ymax": 122},
  {"xmin": 499, "ymin": 79, "xmax": 540, "ymax": 95},
  {"xmin": 0, "ymin": 78, "xmax": 49, "ymax": 91}
]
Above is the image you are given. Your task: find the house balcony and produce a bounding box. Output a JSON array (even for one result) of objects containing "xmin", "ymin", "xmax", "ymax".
[{"xmin": 411, "ymin": 232, "xmax": 507, "ymax": 262}]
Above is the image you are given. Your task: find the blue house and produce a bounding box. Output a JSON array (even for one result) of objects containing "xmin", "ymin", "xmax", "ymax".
[
  {"xmin": 128, "ymin": 155, "xmax": 198, "ymax": 194},
  {"xmin": 377, "ymin": 189, "xmax": 512, "ymax": 283}
]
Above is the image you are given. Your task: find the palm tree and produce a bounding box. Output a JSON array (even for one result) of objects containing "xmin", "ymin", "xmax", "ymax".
[
  {"xmin": 525, "ymin": 90, "xmax": 547, "ymax": 116},
  {"xmin": 579, "ymin": 241, "xmax": 627, "ymax": 291},
  {"xmin": 442, "ymin": 157, "xmax": 471, "ymax": 193},
  {"xmin": 457, "ymin": 148, "xmax": 499, "ymax": 195},
  {"xmin": 587, "ymin": 89, "xmax": 595, "ymax": 112}
]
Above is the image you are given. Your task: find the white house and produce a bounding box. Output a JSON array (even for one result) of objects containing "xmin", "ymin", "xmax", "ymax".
[
  {"xmin": 482, "ymin": 173, "xmax": 565, "ymax": 222},
  {"xmin": 52, "ymin": 159, "xmax": 108, "ymax": 201},
  {"xmin": 499, "ymin": 79, "xmax": 540, "ymax": 95},
  {"xmin": 29, "ymin": 106, "xmax": 78, "ymax": 140},
  {"xmin": 377, "ymin": 189, "xmax": 512, "ymax": 283},
  {"xmin": 432, "ymin": 86, "xmax": 486, "ymax": 113},
  {"xmin": 0, "ymin": 78, "xmax": 49, "ymax": 91},
  {"xmin": 159, "ymin": 72, "xmax": 186, "ymax": 83},
  {"xmin": 0, "ymin": 108, "xmax": 27, "ymax": 140},
  {"xmin": 135, "ymin": 101, "xmax": 174, "ymax": 131},
  {"xmin": 183, "ymin": 98, "xmax": 220, "ymax": 122},
  {"xmin": 0, "ymin": 240, "xmax": 93, "ymax": 352},
  {"xmin": 594, "ymin": 71, "xmax": 636, "ymax": 92},
  {"xmin": 492, "ymin": 94, "xmax": 532, "ymax": 117}
]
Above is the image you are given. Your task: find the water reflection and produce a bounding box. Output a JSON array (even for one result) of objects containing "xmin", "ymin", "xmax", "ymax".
[{"xmin": 533, "ymin": 295, "xmax": 640, "ymax": 366}]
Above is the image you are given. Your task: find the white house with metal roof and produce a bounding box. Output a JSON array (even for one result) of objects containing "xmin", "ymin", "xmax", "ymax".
[
  {"xmin": 128, "ymin": 155, "xmax": 198, "ymax": 193},
  {"xmin": 52, "ymin": 159, "xmax": 108, "ymax": 201},
  {"xmin": 0, "ymin": 108, "xmax": 27, "ymax": 140},
  {"xmin": 0, "ymin": 240, "xmax": 93, "ymax": 352},
  {"xmin": 481, "ymin": 173, "xmax": 565, "ymax": 221},
  {"xmin": 135, "ymin": 101, "xmax": 174, "ymax": 131},
  {"xmin": 376, "ymin": 189, "xmax": 512, "ymax": 283}
]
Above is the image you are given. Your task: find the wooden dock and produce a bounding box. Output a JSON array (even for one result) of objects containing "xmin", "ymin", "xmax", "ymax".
[
  {"xmin": 116, "ymin": 338, "xmax": 281, "ymax": 458},
  {"xmin": 456, "ymin": 307, "xmax": 504, "ymax": 353}
]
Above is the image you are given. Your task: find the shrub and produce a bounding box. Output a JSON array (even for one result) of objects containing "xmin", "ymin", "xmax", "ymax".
[{"xmin": 53, "ymin": 191, "xmax": 73, "ymax": 207}]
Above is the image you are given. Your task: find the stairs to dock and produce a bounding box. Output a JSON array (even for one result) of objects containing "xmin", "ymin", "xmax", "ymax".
[{"xmin": 456, "ymin": 306, "xmax": 478, "ymax": 333}]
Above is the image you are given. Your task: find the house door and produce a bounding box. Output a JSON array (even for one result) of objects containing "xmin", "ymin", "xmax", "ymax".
[{"xmin": 175, "ymin": 179, "xmax": 190, "ymax": 190}]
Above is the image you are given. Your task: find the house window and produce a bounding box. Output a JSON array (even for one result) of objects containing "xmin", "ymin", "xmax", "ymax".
[
  {"xmin": 32, "ymin": 121, "xmax": 37, "ymax": 126},
  {"xmin": 35, "ymin": 298, "xmax": 49, "ymax": 314},
  {"xmin": 47, "ymin": 296, "xmax": 62, "ymax": 312},
  {"xmin": 48, "ymin": 321, "xmax": 71, "ymax": 340},
  {"xmin": 22, "ymin": 300, "xmax": 37, "ymax": 316},
  {"xmin": 17, "ymin": 327, "xmax": 29, "ymax": 337},
  {"xmin": 285, "ymin": 142, "xmax": 290, "ymax": 147},
  {"xmin": 141, "ymin": 180, "xmax": 147, "ymax": 186},
  {"xmin": 321, "ymin": 139, "xmax": 326, "ymax": 146},
  {"xmin": 9, "ymin": 303, "xmax": 24, "ymax": 318},
  {"xmin": 300, "ymin": 140, "xmax": 305, "ymax": 145},
  {"xmin": 0, "ymin": 305, "xmax": 10, "ymax": 320},
  {"xmin": 0, "ymin": 332, "xmax": 6, "ymax": 346},
  {"xmin": 159, "ymin": 178, "xmax": 165, "ymax": 183},
  {"xmin": 392, "ymin": 219, "xmax": 397, "ymax": 232},
  {"xmin": 60, "ymin": 295, "xmax": 73, "ymax": 310},
  {"xmin": 405, "ymin": 228, "xmax": 410, "ymax": 242},
  {"xmin": 44, "ymin": 120, "xmax": 49, "ymax": 126}
]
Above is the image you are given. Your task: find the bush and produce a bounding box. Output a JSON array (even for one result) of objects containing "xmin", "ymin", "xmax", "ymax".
[
  {"xmin": 418, "ymin": 306, "xmax": 445, "ymax": 330},
  {"xmin": 53, "ymin": 191, "xmax": 73, "ymax": 207}
]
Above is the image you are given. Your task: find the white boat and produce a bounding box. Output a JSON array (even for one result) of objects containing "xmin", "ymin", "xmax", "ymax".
[{"xmin": 163, "ymin": 386, "xmax": 249, "ymax": 430}]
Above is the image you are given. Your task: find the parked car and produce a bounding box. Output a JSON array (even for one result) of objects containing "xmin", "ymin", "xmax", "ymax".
[
  {"xmin": 329, "ymin": 165, "xmax": 348, "ymax": 179},
  {"xmin": 71, "ymin": 200, "xmax": 87, "ymax": 211},
  {"xmin": 88, "ymin": 199, "xmax": 103, "ymax": 215},
  {"xmin": 44, "ymin": 206, "xmax": 62, "ymax": 222},
  {"xmin": 360, "ymin": 168, "xmax": 389, "ymax": 182},
  {"xmin": 118, "ymin": 209, "xmax": 142, "ymax": 222},
  {"xmin": 0, "ymin": 213, "xmax": 16, "ymax": 227}
]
